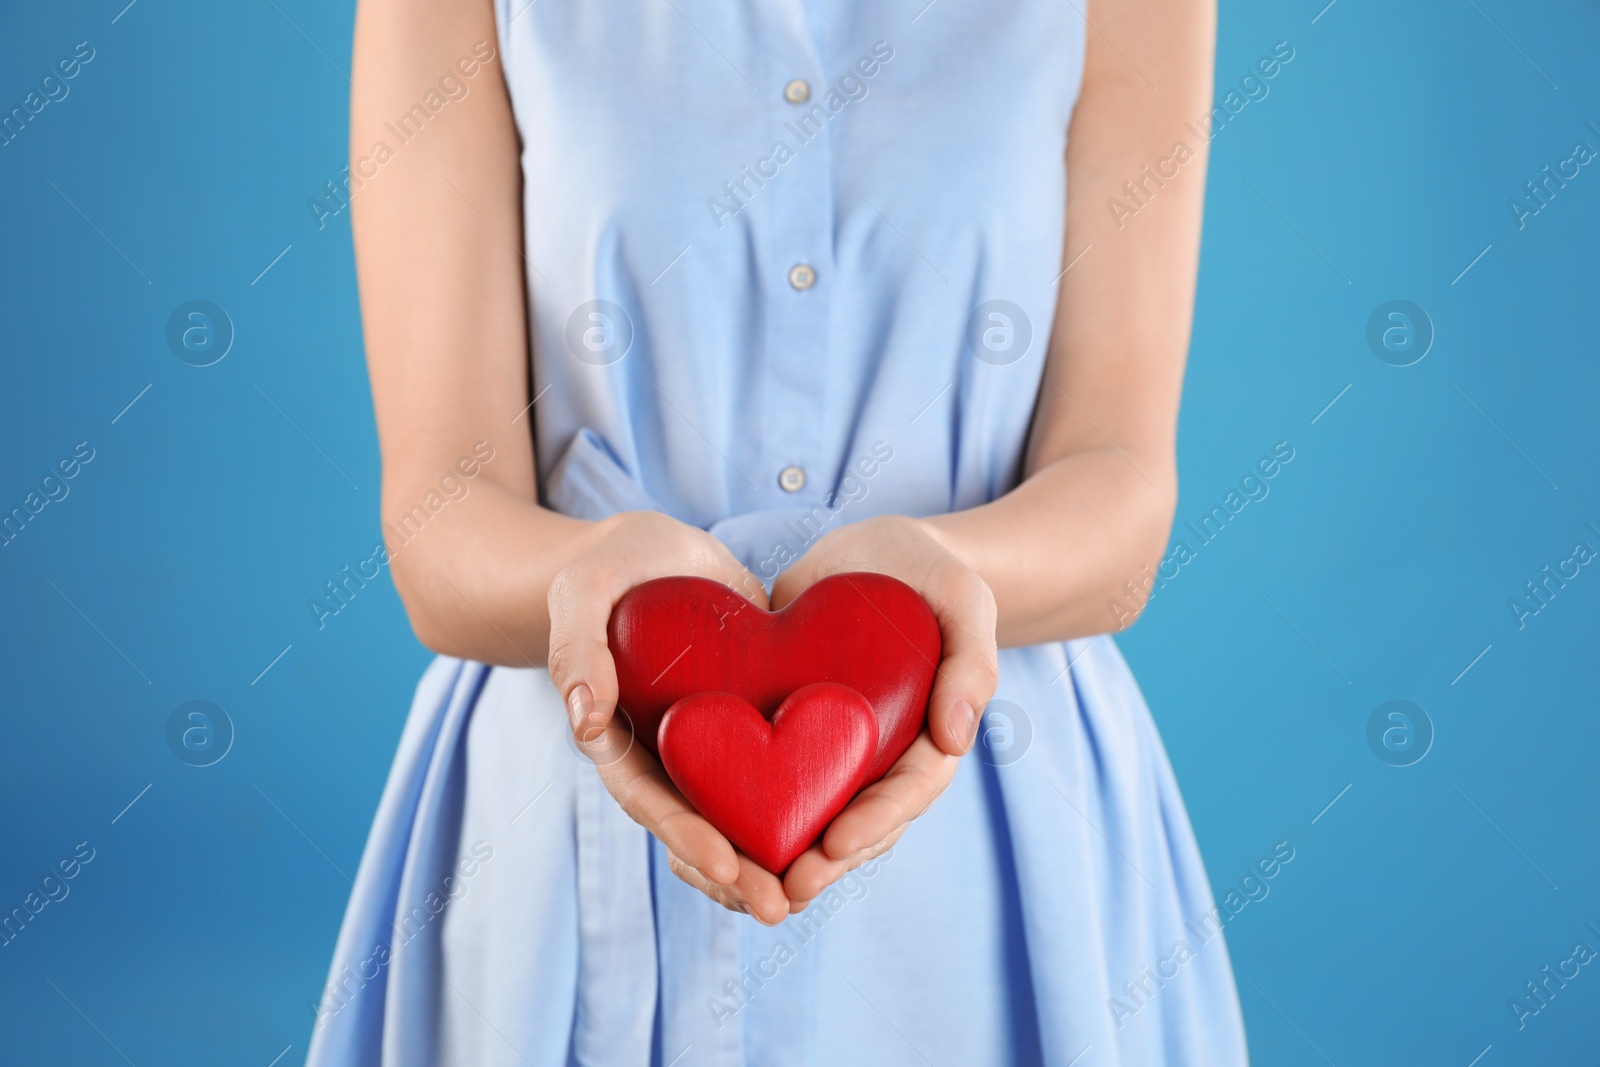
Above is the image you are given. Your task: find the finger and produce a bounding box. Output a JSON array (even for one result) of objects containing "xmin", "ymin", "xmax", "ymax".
[
  {"xmin": 765, "ymin": 523, "xmax": 997, "ymax": 756},
  {"xmin": 595, "ymin": 728, "xmax": 740, "ymax": 885},
  {"xmin": 664, "ymin": 516, "xmax": 772, "ymax": 611},
  {"xmin": 766, "ymin": 520, "xmax": 886, "ymax": 610},
  {"xmin": 766, "ymin": 545, "xmax": 827, "ymax": 611},
  {"xmin": 783, "ymin": 824, "xmax": 904, "ymax": 904},
  {"xmin": 548, "ymin": 517, "xmax": 770, "ymax": 729},
  {"xmin": 700, "ymin": 543, "xmax": 773, "ymax": 611},
  {"xmin": 548, "ymin": 563, "xmax": 625, "ymax": 734},
  {"xmin": 821, "ymin": 733, "xmax": 957, "ymax": 859},
  {"xmin": 920, "ymin": 558, "xmax": 999, "ymax": 757},
  {"xmin": 667, "ymin": 852, "xmax": 758, "ymax": 917},
  {"xmin": 666, "ymin": 851, "xmax": 791, "ymax": 925},
  {"xmin": 732, "ymin": 855, "xmax": 791, "ymax": 925},
  {"xmin": 666, "ymin": 851, "xmax": 747, "ymax": 911}
]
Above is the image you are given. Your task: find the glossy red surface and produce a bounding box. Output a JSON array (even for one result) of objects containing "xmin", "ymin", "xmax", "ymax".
[
  {"xmin": 608, "ymin": 571, "xmax": 941, "ymax": 780},
  {"xmin": 657, "ymin": 683, "xmax": 879, "ymax": 874}
]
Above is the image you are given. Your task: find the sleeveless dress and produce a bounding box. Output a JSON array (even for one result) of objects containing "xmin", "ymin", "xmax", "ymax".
[{"xmin": 307, "ymin": 2, "xmax": 1248, "ymax": 1064}]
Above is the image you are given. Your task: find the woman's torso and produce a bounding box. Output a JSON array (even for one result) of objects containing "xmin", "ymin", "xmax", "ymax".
[{"xmin": 496, "ymin": 0, "xmax": 1085, "ymax": 568}]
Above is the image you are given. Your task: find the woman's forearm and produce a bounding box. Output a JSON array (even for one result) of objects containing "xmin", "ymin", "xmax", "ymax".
[
  {"xmin": 383, "ymin": 478, "xmax": 603, "ymax": 666},
  {"xmin": 394, "ymin": 441, "xmax": 1172, "ymax": 664},
  {"xmin": 925, "ymin": 447, "xmax": 1177, "ymax": 647}
]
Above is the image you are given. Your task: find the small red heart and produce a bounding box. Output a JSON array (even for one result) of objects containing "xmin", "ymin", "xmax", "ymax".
[
  {"xmin": 657, "ymin": 683, "xmax": 879, "ymax": 873},
  {"xmin": 608, "ymin": 572, "xmax": 941, "ymax": 781}
]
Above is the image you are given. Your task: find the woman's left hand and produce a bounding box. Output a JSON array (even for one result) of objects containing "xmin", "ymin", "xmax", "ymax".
[{"xmin": 770, "ymin": 515, "xmax": 1000, "ymax": 908}]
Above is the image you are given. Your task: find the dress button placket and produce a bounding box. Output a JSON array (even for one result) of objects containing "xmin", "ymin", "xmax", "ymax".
[{"xmin": 763, "ymin": 42, "xmax": 833, "ymax": 507}]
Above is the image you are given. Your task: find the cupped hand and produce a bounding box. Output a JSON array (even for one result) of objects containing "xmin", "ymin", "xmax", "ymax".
[
  {"xmin": 547, "ymin": 510, "xmax": 791, "ymax": 925},
  {"xmin": 769, "ymin": 515, "xmax": 1000, "ymax": 907}
]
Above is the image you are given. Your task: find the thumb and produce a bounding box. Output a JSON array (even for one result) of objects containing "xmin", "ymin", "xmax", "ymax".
[{"xmin": 547, "ymin": 567, "xmax": 621, "ymax": 741}]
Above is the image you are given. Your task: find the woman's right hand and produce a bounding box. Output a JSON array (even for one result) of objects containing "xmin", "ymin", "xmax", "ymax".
[{"xmin": 546, "ymin": 511, "xmax": 791, "ymax": 924}]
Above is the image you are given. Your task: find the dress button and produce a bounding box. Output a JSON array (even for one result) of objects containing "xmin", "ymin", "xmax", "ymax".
[
  {"xmin": 778, "ymin": 465, "xmax": 807, "ymax": 493},
  {"xmin": 784, "ymin": 79, "xmax": 810, "ymax": 104},
  {"xmin": 788, "ymin": 264, "xmax": 816, "ymax": 290}
]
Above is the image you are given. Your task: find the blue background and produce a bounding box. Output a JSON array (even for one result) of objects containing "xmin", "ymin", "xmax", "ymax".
[{"xmin": 2, "ymin": 0, "xmax": 1597, "ymax": 1063}]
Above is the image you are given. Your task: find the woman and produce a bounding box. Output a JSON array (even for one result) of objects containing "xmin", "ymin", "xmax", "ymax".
[{"xmin": 308, "ymin": 0, "xmax": 1246, "ymax": 1062}]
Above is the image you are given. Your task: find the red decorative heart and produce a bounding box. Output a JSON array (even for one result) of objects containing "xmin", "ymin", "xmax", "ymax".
[
  {"xmin": 608, "ymin": 571, "xmax": 941, "ymax": 781},
  {"xmin": 658, "ymin": 683, "xmax": 879, "ymax": 873}
]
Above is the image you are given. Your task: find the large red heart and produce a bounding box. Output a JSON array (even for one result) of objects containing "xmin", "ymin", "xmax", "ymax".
[
  {"xmin": 657, "ymin": 683, "xmax": 879, "ymax": 873},
  {"xmin": 608, "ymin": 571, "xmax": 941, "ymax": 781}
]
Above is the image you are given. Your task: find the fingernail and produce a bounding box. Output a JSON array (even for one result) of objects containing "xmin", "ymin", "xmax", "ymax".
[
  {"xmin": 566, "ymin": 683, "xmax": 592, "ymax": 730},
  {"xmin": 954, "ymin": 700, "xmax": 979, "ymax": 753}
]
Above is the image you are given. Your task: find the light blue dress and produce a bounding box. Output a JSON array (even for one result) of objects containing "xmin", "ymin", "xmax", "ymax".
[{"xmin": 307, "ymin": 1, "xmax": 1247, "ymax": 1064}]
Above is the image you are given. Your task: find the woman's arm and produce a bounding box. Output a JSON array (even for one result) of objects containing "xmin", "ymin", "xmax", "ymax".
[
  {"xmin": 926, "ymin": 0, "xmax": 1215, "ymax": 645},
  {"xmin": 352, "ymin": 0, "xmax": 597, "ymax": 666}
]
